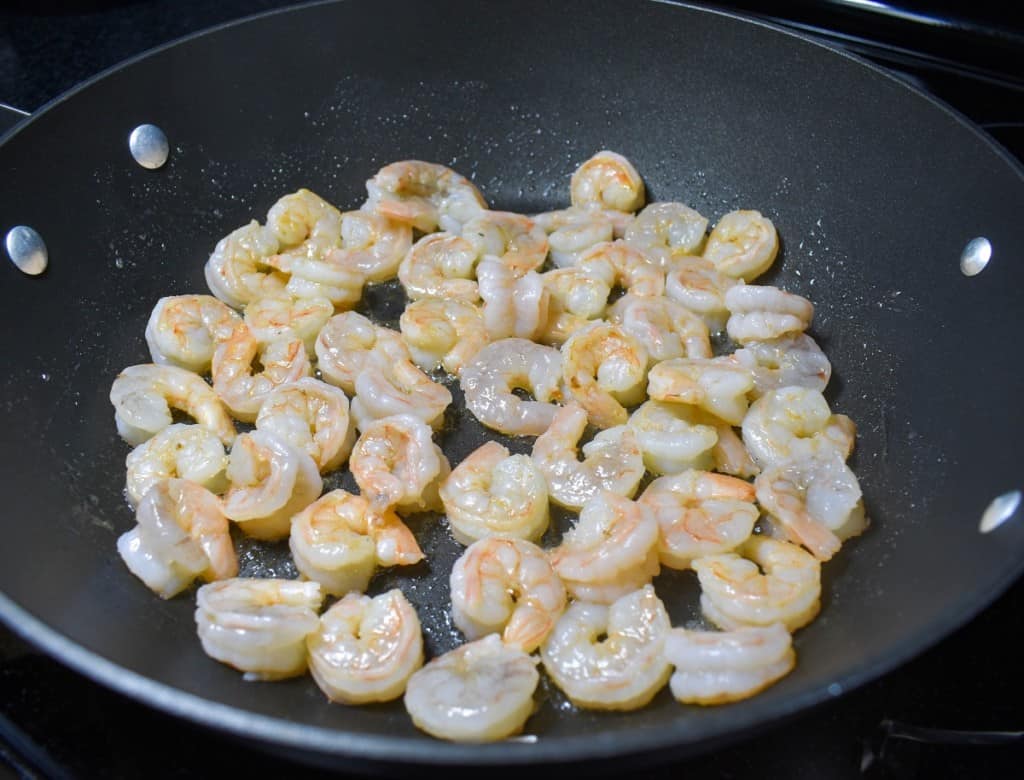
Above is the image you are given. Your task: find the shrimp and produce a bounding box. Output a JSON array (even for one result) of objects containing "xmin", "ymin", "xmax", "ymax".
[
  {"xmin": 145, "ymin": 294, "xmax": 242, "ymax": 374},
  {"xmin": 350, "ymin": 358, "xmax": 453, "ymax": 431},
  {"xmin": 399, "ymin": 298, "xmax": 489, "ymax": 376},
  {"xmin": 537, "ymin": 266, "xmax": 611, "ymax": 346},
  {"xmin": 222, "ymin": 430, "xmax": 323, "ymax": 541},
  {"xmin": 204, "ymin": 220, "xmax": 285, "ymax": 309},
  {"xmin": 314, "ymin": 311, "xmax": 411, "ymax": 395},
  {"xmin": 243, "ymin": 294, "xmax": 333, "ymax": 355},
  {"xmin": 307, "ymin": 590, "xmax": 424, "ymax": 704},
  {"xmin": 194, "ymin": 577, "xmax": 323, "ymax": 681},
  {"xmin": 110, "ymin": 364, "xmax": 236, "ymax": 447},
  {"xmin": 570, "ymin": 150, "xmax": 646, "ymax": 214},
  {"xmin": 607, "ymin": 293, "xmax": 712, "ymax": 364},
  {"xmin": 533, "ymin": 206, "xmax": 615, "ymax": 268},
  {"xmin": 403, "ymin": 634, "xmax": 539, "ymax": 743},
  {"xmin": 439, "ymin": 442, "xmax": 550, "ymax": 545},
  {"xmin": 754, "ymin": 454, "xmax": 868, "ymax": 562},
  {"xmin": 734, "ymin": 334, "xmax": 831, "ymax": 398},
  {"xmin": 664, "ymin": 255, "xmax": 739, "ymax": 333},
  {"xmin": 266, "ymin": 188, "xmax": 343, "ymax": 261},
  {"xmin": 450, "ymin": 537, "xmax": 566, "ymax": 653},
  {"xmin": 290, "ymin": 489, "xmax": 423, "ymax": 596},
  {"xmin": 325, "ymin": 210, "xmax": 413, "ymax": 283},
  {"xmin": 562, "ymin": 321, "xmax": 648, "ymax": 429},
  {"xmin": 255, "ymin": 378, "xmax": 355, "ymax": 473},
  {"xmin": 711, "ymin": 421, "xmax": 761, "ymax": 478},
  {"xmin": 626, "ymin": 400, "xmax": 718, "ymax": 475},
  {"xmin": 742, "ymin": 386, "xmax": 856, "ymax": 468},
  {"xmin": 725, "ymin": 284, "xmax": 814, "ymax": 343},
  {"xmin": 477, "ymin": 259, "xmax": 548, "ymax": 341},
  {"xmin": 624, "ymin": 202, "xmax": 709, "ymax": 268},
  {"xmin": 694, "ymin": 536, "xmax": 821, "ymax": 632},
  {"xmin": 576, "ymin": 240, "xmax": 664, "ymax": 297},
  {"xmin": 462, "ymin": 211, "xmax": 547, "ymax": 275},
  {"xmin": 665, "ymin": 623, "xmax": 795, "ymax": 705},
  {"xmin": 549, "ymin": 492, "xmax": 660, "ymax": 604},
  {"xmin": 117, "ymin": 478, "xmax": 236, "ymax": 599},
  {"xmin": 646, "ymin": 356, "xmax": 755, "ymax": 426},
  {"xmin": 703, "ymin": 209, "xmax": 778, "ymax": 281},
  {"xmin": 124, "ymin": 423, "xmax": 228, "ymax": 507},
  {"xmin": 349, "ymin": 414, "xmax": 449, "ymax": 514},
  {"xmin": 460, "ymin": 338, "xmax": 564, "ymax": 436},
  {"xmin": 397, "ymin": 233, "xmax": 480, "ymax": 302},
  {"xmin": 638, "ymin": 470, "xmax": 758, "ymax": 569},
  {"xmin": 269, "ymin": 249, "xmax": 364, "ymax": 309},
  {"xmin": 365, "ymin": 160, "xmax": 487, "ymax": 234},
  {"xmin": 531, "ymin": 403, "xmax": 644, "ymax": 510},
  {"xmin": 540, "ymin": 585, "xmax": 671, "ymax": 710}
]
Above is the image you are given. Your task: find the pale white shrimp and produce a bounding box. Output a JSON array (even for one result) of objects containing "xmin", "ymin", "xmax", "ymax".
[
  {"xmin": 307, "ymin": 590, "xmax": 424, "ymax": 704},
  {"xmin": 576, "ymin": 240, "xmax": 664, "ymax": 297},
  {"xmin": 755, "ymin": 454, "xmax": 868, "ymax": 561},
  {"xmin": 403, "ymin": 634, "xmax": 539, "ymax": 743},
  {"xmin": 703, "ymin": 210, "xmax": 779, "ymax": 281},
  {"xmin": 711, "ymin": 422, "xmax": 761, "ymax": 478},
  {"xmin": 314, "ymin": 311, "xmax": 411, "ymax": 395},
  {"xmin": 266, "ymin": 188, "xmax": 343, "ymax": 261},
  {"xmin": 742, "ymin": 386, "xmax": 856, "ymax": 468},
  {"xmin": 145, "ymin": 294, "xmax": 242, "ymax": 374},
  {"xmin": 222, "ymin": 430, "xmax": 323, "ymax": 540},
  {"xmin": 289, "ymin": 489, "xmax": 423, "ymax": 596},
  {"xmin": 537, "ymin": 266, "xmax": 611, "ymax": 346},
  {"xmin": 325, "ymin": 210, "xmax": 413, "ymax": 283},
  {"xmin": 204, "ymin": 220, "xmax": 285, "ymax": 309},
  {"xmin": 397, "ymin": 233, "xmax": 480, "ymax": 302},
  {"xmin": 195, "ymin": 577, "xmax": 323, "ymax": 681},
  {"xmin": 624, "ymin": 202, "xmax": 709, "ymax": 268},
  {"xmin": 477, "ymin": 259, "xmax": 548, "ymax": 341},
  {"xmin": 349, "ymin": 414, "xmax": 449, "ymax": 514},
  {"xmin": 531, "ymin": 403, "xmax": 644, "ymax": 510},
  {"xmin": 117, "ymin": 478, "xmax": 237, "ymax": 599},
  {"xmin": 439, "ymin": 442, "xmax": 550, "ymax": 545},
  {"xmin": 460, "ymin": 338, "xmax": 564, "ymax": 436},
  {"xmin": 255, "ymin": 378, "xmax": 355, "ymax": 473},
  {"xmin": 734, "ymin": 334, "xmax": 831, "ymax": 398},
  {"xmin": 562, "ymin": 321, "xmax": 648, "ymax": 429},
  {"xmin": 211, "ymin": 326, "xmax": 311, "ymax": 423},
  {"xmin": 607, "ymin": 293, "xmax": 712, "ymax": 364},
  {"xmin": 462, "ymin": 211, "xmax": 547, "ymax": 276},
  {"xmin": 450, "ymin": 537, "xmax": 566, "ymax": 653},
  {"xmin": 725, "ymin": 284, "xmax": 814, "ymax": 343},
  {"xmin": 269, "ymin": 249, "xmax": 364, "ymax": 309},
  {"xmin": 570, "ymin": 150, "xmax": 646, "ymax": 213},
  {"xmin": 664, "ymin": 255, "xmax": 739, "ymax": 333},
  {"xmin": 532, "ymin": 206, "xmax": 614, "ymax": 268},
  {"xmin": 694, "ymin": 536, "xmax": 821, "ymax": 632},
  {"xmin": 540, "ymin": 585, "xmax": 671, "ymax": 710},
  {"xmin": 549, "ymin": 492, "xmax": 660, "ymax": 604},
  {"xmin": 646, "ymin": 356, "xmax": 755, "ymax": 426},
  {"xmin": 351, "ymin": 358, "xmax": 453, "ymax": 431},
  {"xmin": 110, "ymin": 364, "xmax": 236, "ymax": 447},
  {"xmin": 626, "ymin": 400, "xmax": 718, "ymax": 475},
  {"xmin": 638, "ymin": 470, "xmax": 758, "ymax": 569},
  {"xmin": 665, "ymin": 623, "xmax": 795, "ymax": 705},
  {"xmin": 124, "ymin": 423, "xmax": 228, "ymax": 507},
  {"xmin": 399, "ymin": 297, "xmax": 489, "ymax": 376},
  {"xmin": 243, "ymin": 294, "xmax": 333, "ymax": 355},
  {"xmin": 365, "ymin": 160, "xmax": 487, "ymax": 233}
]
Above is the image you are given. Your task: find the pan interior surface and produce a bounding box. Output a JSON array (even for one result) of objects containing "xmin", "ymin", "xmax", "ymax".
[{"xmin": 1, "ymin": 0, "xmax": 1023, "ymax": 765}]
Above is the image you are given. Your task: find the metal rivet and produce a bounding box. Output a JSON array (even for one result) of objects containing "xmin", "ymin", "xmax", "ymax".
[
  {"xmin": 960, "ymin": 237, "xmax": 991, "ymax": 276},
  {"xmin": 827, "ymin": 683, "xmax": 843, "ymax": 697},
  {"xmin": 5, "ymin": 225, "xmax": 48, "ymax": 275},
  {"xmin": 129, "ymin": 124, "xmax": 169, "ymax": 169},
  {"xmin": 979, "ymin": 490, "xmax": 1021, "ymax": 533}
]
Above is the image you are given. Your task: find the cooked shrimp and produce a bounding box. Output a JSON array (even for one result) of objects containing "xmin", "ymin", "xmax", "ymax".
[
  {"xmin": 290, "ymin": 489, "xmax": 423, "ymax": 596},
  {"xmin": 314, "ymin": 311, "xmax": 411, "ymax": 395},
  {"xmin": 439, "ymin": 442, "xmax": 549, "ymax": 544},
  {"xmin": 204, "ymin": 220, "xmax": 285, "ymax": 309},
  {"xmin": 694, "ymin": 536, "xmax": 821, "ymax": 631},
  {"xmin": 742, "ymin": 386, "xmax": 856, "ymax": 468},
  {"xmin": 549, "ymin": 492, "xmax": 660, "ymax": 604},
  {"xmin": 145, "ymin": 294, "xmax": 242, "ymax": 374},
  {"xmin": 397, "ymin": 233, "xmax": 481, "ymax": 302},
  {"xmin": 195, "ymin": 577, "xmax": 322, "ymax": 681},
  {"xmin": 462, "ymin": 211, "xmax": 547, "ymax": 276},
  {"xmin": 460, "ymin": 338, "xmax": 564, "ymax": 436},
  {"xmin": 255, "ymin": 378, "xmax": 355, "ymax": 473},
  {"xmin": 537, "ymin": 266, "xmax": 611, "ymax": 346},
  {"xmin": 646, "ymin": 356, "xmax": 755, "ymax": 426},
  {"xmin": 450, "ymin": 537, "xmax": 566, "ymax": 652},
  {"xmin": 711, "ymin": 422, "xmax": 761, "ymax": 478},
  {"xmin": 307, "ymin": 590, "xmax": 424, "ymax": 704},
  {"xmin": 351, "ymin": 358, "xmax": 453, "ymax": 431},
  {"xmin": 624, "ymin": 202, "xmax": 709, "ymax": 268},
  {"xmin": 270, "ymin": 248, "xmax": 364, "ymax": 308},
  {"xmin": 365, "ymin": 160, "xmax": 487, "ymax": 233},
  {"xmin": 607, "ymin": 293, "xmax": 712, "ymax": 364},
  {"xmin": 734, "ymin": 334, "xmax": 831, "ymax": 397},
  {"xmin": 570, "ymin": 150, "xmax": 645, "ymax": 213},
  {"xmin": 638, "ymin": 470, "xmax": 758, "ymax": 569},
  {"xmin": 562, "ymin": 321, "xmax": 648, "ymax": 429},
  {"xmin": 477, "ymin": 259, "xmax": 548, "ymax": 341},
  {"xmin": 626, "ymin": 400, "xmax": 718, "ymax": 475},
  {"xmin": 399, "ymin": 298, "xmax": 489, "ymax": 376},
  {"xmin": 576, "ymin": 240, "xmax": 664, "ymax": 297},
  {"xmin": 325, "ymin": 210, "xmax": 412, "ymax": 283},
  {"xmin": 665, "ymin": 623, "xmax": 795, "ymax": 705},
  {"xmin": 403, "ymin": 634, "xmax": 539, "ymax": 743},
  {"xmin": 110, "ymin": 364, "xmax": 236, "ymax": 446},
  {"xmin": 533, "ymin": 206, "xmax": 616, "ymax": 268},
  {"xmin": 531, "ymin": 403, "xmax": 644, "ymax": 510},
  {"xmin": 725, "ymin": 284, "xmax": 814, "ymax": 343},
  {"xmin": 117, "ymin": 478, "xmax": 236, "ymax": 599},
  {"xmin": 222, "ymin": 430, "xmax": 323, "ymax": 540},
  {"xmin": 243, "ymin": 294, "xmax": 333, "ymax": 355},
  {"xmin": 664, "ymin": 255, "xmax": 739, "ymax": 333},
  {"xmin": 266, "ymin": 188, "xmax": 343, "ymax": 260},
  {"xmin": 540, "ymin": 585, "xmax": 671, "ymax": 710},
  {"xmin": 124, "ymin": 423, "xmax": 228, "ymax": 507},
  {"xmin": 703, "ymin": 210, "xmax": 778, "ymax": 281}
]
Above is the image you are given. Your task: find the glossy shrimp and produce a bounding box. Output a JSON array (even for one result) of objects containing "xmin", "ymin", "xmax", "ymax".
[
  {"xmin": 646, "ymin": 356, "xmax": 755, "ymax": 426},
  {"xmin": 537, "ymin": 266, "xmax": 611, "ymax": 346},
  {"xmin": 664, "ymin": 255, "xmax": 739, "ymax": 333},
  {"xmin": 243, "ymin": 294, "xmax": 333, "ymax": 355},
  {"xmin": 204, "ymin": 220, "xmax": 285, "ymax": 309},
  {"xmin": 703, "ymin": 209, "xmax": 778, "ymax": 281},
  {"xmin": 145, "ymin": 294, "xmax": 241, "ymax": 374},
  {"xmin": 326, "ymin": 210, "xmax": 412, "ymax": 284},
  {"xmin": 570, "ymin": 150, "xmax": 646, "ymax": 213},
  {"xmin": 607, "ymin": 293, "xmax": 712, "ymax": 364},
  {"xmin": 576, "ymin": 240, "xmax": 665, "ymax": 297},
  {"xmin": 734, "ymin": 333, "xmax": 831, "ymax": 398},
  {"xmin": 266, "ymin": 188, "xmax": 343, "ymax": 262},
  {"xmin": 399, "ymin": 297, "xmax": 489, "ymax": 376},
  {"xmin": 561, "ymin": 321, "xmax": 648, "ymax": 429},
  {"xmin": 626, "ymin": 400, "xmax": 718, "ymax": 475},
  {"xmin": 624, "ymin": 201, "xmax": 709, "ymax": 268},
  {"xmin": 476, "ymin": 259, "xmax": 548, "ymax": 341},
  {"xmin": 397, "ymin": 232, "xmax": 481, "ymax": 302},
  {"xmin": 314, "ymin": 311, "xmax": 411, "ymax": 395},
  {"xmin": 364, "ymin": 160, "xmax": 487, "ymax": 233},
  {"xmin": 124, "ymin": 423, "xmax": 228, "ymax": 507},
  {"xmin": 741, "ymin": 386, "xmax": 856, "ymax": 468},
  {"xmin": 462, "ymin": 211, "xmax": 548, "ymax": 276},
  {"xmin": 725, "ymin": 284, "xmax": 814, "ymax": 343},
  {"xmin": 533, "ymin": 206, "xmax": 615, "ymax": 268},
  {"xmin": 350, "ymin": 356, "xmax": 453, "ymax": 431}
]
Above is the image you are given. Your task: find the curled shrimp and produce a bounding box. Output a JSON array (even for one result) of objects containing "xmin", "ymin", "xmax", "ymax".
[
  {"xmin": 462, "ymin": 211, "xmax": 548, "ymax": 275},
  {"xmin": 266, "ymin": 188, "xmax": 343, "ymax": 261},
  {"xmin": 540, "ymin": 585, "xmax": 671, "ymax": 711},
  {"xmin": 624, "ymin": 202, "xmax": 709, "ymax": 268},
  {"xmin": 255, "ymin": 377, "xmax": 355, "ymax": 473},
  {"xmin": 124, "ymin": 423, "xmax": 228, "ymax": 507},
  {"xmin": 397, "ymin": 233, "xmax": 481, "ymax": 302},
  {"xmin": 204, "ymin": 220, "xmax": 285, "ymax": 309},
  {"xmin": 399, "ymin": 298, "xmax": 489, "ymax": 376},
  {"xmin": 195, "ymin": 577, "xmax": 323, "ymax": 681},
  {"xmin": 607, "ymin": 293, "xmax": 712, "ymax": 364},
  {"xmin": 533, "ymin": 206, "xmax": 615, "ymax": 268},
  {"xmin": 576, "ymin": 240, "xmax": 665, "ymax": 297},
  {"xmin": 711, "ymin": 421, "xmax": 761, "ymax": 478},
  {"xmin": 626, "ymin": 400, "xmax": 718, "ymax": 475},
  {"xmin": 307, "ymin": 589, "xmax": 424, "ymax": 704},
  {"xmin": 537, "ymin": 266, "xmax": 611, "ymax": 346},
  {"xmin": 145, "ymin": 294, "xmax": 241, "ymax": 374},
  {"xmin": 664, "ymin": 255, "xmax": 739, "ymax": 333},
  {"xmin": 742, "ymin": 386, "xmax": 856, "ymax": 468},
  {"xmin": 570, "ymin": 150, "xmax": 646, "ymax": 213},
  {"xmin": 365, "ymin": 160, "xmax": 487, "ymax": 233},
  {"xmin": 703, "ymin": 209, "xmax": 779, "ymax": 281},
  {"xmin": 270, "ymin": 248, "xmax": 364, "ymax": 309},
  {"xmin": 439, "ymin": 442, "xmax": 550, "ymax": 545},
  {"xmin": 562, "ymin": 321, "xmax": 648, "ymax": 429},
  {"xmin": 477, "ymin": 259, "xmax": 548, "ymax": 341},
  {"xmin": 243, "ymin": 294, "xmax": 333, "ymax": 355},
  {"xmin": 325, "ymin": 210, "xmax": 412, "ymax": 284},
  {"xmin": 351, "ymin": 357, "xmax": 453, "ymax": 431},
  {"xmin": 646, "ymin": 356, "xmax": 755, "ymax": 426},
  {"xmin": 725, "ymin": 284, "xmax": 814, "ymax": 343},
  {"xmin": 531, "ymin": 403, "xmax": 644, "ymax": 510},
  {"xmin": 450, "ymin": 537, "xmax": 566, "ymax": 653},
  {"xmin": 110, "ymin": 364, "xmax": 235, "ymax": 447},
  {"xmin": 314, "ymin": 311, "xmax": 411, "ymax": 395},
  {"xmin": 734, "ymin": 334, "xmax": 831, "ymax": 398}
]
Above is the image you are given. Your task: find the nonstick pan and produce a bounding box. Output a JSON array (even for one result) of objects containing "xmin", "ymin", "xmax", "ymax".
[{"xmin": 2, "ymin": 0, "xmax": 1023, "ymax": 770}]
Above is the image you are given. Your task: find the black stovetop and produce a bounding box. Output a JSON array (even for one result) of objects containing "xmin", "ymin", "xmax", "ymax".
[{"xmin": 2, "ymin": 2, "xmax": 1023, "ymax": 778}]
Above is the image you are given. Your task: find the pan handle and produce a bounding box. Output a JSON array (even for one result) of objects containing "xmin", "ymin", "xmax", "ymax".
[{"xmin": 0, "ymin": 103, "xmax": 30, "ymax": 135}]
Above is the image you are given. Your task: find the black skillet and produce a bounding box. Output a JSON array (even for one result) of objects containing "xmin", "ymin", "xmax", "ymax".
[{"xmin": 2, "ymin": 0, "xmax": 1023, "ymax": 770}]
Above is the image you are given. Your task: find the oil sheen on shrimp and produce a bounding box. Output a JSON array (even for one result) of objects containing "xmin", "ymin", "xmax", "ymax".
[
  {"xmin": 533, "ymin": 205, "xmax": 615, "ymax": 268},
  {"xmin": 314, "ymin": 311, "xmax": 411, "ymax": 395},
  {"xmin": 702, "ymin": 209, "xmax": 778, "ymax": 282},
  {"xmin": 664, "ymin": 255, "xmax": 739, "ymax": 333},
  {"xmin": 243, "ymin": 294, "xmax": 333, "ymax": 355},
  {"xmin": 365, "ymin": 160, "xmax": 487, "ymax": 234},
  {"xmin": 204, "ymin": 220, "xmax": 285, "ymax": 309},
  {"xmin": 461, "ymin": 211, "xmax": 548, "ymax": 276},
  {"xmin": 734, "ymin": 334, "xmax": 831, "ymax": 398},
  {"xmin": 626, "ymin": 400, "xmax": 718, "ymax": 475},
  {"xmin": 624, "ymin": 202, "xmax": 709, "ymax": 268},
  {"xmin": 325, "ymin": 210, "xmax": 412, "ymax": 284},
  {"xmin": 255, "ymin": 378, "xmax": 355, "ymax": 473},
  {"xmin": 562, "ymin": 321, "xmax": 648, "ymax": 429},
  {"xmin": 398, "ymin": 232, "xmax": 481, "ymax": 302},
  {"xmin": 350, "ymin": 357, "xmax": 452, "ymax": 431},
  {"xmin": 607, "ymin": 293, "xmax": 712, "ymax": 364},
  {"xmin": 399, "ymin": 297, "xmax": 489, "ymax": 376},
  {"xmin": 477, "ymin": 259, "xmax": 548, "ymax": 341},
  {"xmin": 725, "ymin": 284, "xmax": 814, "ymax": 343},
  {"xmin": 646, "ymin": 356, "xmax": 755, "ymax": 426},
  {"xmin": 742, "ymin": 386, "xmax": 856, "ymax": 468},
  {"xmin": 124, "ymin": 423, "xmax": 228, "ymax": 507},
  {"xmin": 538, "ymin": 266, "xmax": 611, "ymax": 346},
  {"xmin": 570, "ymin": 150, "xmax": 646, "ymax": 213},
  {"xmin": 266, "ymin": 188, "xmax": 343, "ymax": 262},
  {"xmin": 145, "ymin": 294, "xmax": 241, "ymax": 374},
  {"xmin": 576, "ymin": 240, "xmax": 665, "ymax": 297}
]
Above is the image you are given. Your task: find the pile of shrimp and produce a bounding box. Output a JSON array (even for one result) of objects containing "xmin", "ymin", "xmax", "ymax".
[{"xmin": 109, "ymin": 151, "xmax": 866, "ymax": 743}]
